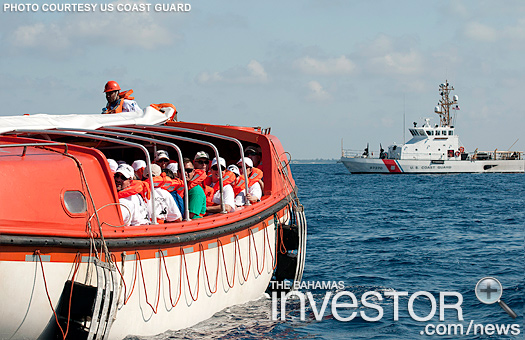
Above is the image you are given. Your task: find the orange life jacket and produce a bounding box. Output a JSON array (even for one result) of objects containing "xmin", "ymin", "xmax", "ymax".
[
  {"xmin": 204, "ymin": 170, "xmax": 236, "ymax": 206},
  {"xmin": 204, "ymin": 170, "xmax": 236, "ymax": 192},
  {"xmin": 192, "ymin": 169, "xmax": 208, "ymax": 188},
  {"xmin": 174, "ymin": 170, "xmax": 203, "ymax": 197},
  {"xmin": 150, "ymin": 103, "xmax": 177, "ymax": 121},
  {"xmin": 232, "ymin": 168, "xmax": 264, "ymax": 196},
  {"xmin": 103, "ymin": 89, "xmax": 135, "ymax": 114},
  {"xmin": 204, "ymin": 185, "xmax": 215, "ymax": 206},
  {"xmin": 118, "ymin": 180, "xmax": 151, "ymax": 201},
  {"xmin": 143, "ymin": 174, "xmax": 183, "ymax": 193}
]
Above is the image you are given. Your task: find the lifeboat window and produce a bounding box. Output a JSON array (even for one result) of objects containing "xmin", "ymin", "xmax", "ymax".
[{"xmin": 63, "ymin": 191, "xmax": 87, "ymax": 214}]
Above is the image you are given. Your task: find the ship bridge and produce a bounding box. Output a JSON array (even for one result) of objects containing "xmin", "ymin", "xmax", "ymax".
[{"xmin": 389, "ymin": 118, "xmax": 461, "ymax": 161}]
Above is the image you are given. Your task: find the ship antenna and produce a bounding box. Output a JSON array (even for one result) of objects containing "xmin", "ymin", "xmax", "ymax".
[
  {"xmin": 508, "ymin": 138, "xmax": 519, "ymax": 151},
  {"xmin": 436, "ymin": 80, "xmax": 455, "ymax": 127},
  {"xmin": 403, "ymin": 93, "xmax": 406, "ymax": 144}
]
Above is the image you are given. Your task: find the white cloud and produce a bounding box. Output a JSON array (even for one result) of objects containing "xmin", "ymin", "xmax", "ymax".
[
  {"xmin": 306, "ymin": 81, "xmax": 331, "ymax": 101},
  {"xmin": 294, "ymin": 56, "xmax": 356, "ymax": 76},
  {"xmin": 503, "ymin": 18, "xmax": 525, "ymax": 41},
  {"xmin": 8, "ymin": 0, "xmax": 175, "ymax": 52},
  {"xmin": 464, "ymin": 22, "xmax": 498, "ymax": 42},
  {"xmin": 247, "ymin": 60, "xmax": 268, "ymax": 81},
  {"xmin": 12, "ymin": 23, "xmax": 69, "ymax": 49},
  {"xmin": 368, "ymin": 49, "xmax": 423, "ymax": 75},
  {"xmin": 353, "ymin": 35, "xmax": 423, "ymax": 75},
  {"xmin": 197, "ymin": 60, "xmax": 268, "ymax": 85}
]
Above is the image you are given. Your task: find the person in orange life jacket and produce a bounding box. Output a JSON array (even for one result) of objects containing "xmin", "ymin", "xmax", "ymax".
[
  {"xmin": 102, "ymin": 80, "xmax": 142, "ymax": 114},
  {"xmin": 114, "ymin": 164, "xmax": 149, "ymax": 226},
  {"xmin": 191, "ymin": 151, "xmax": 211, "ymax": 194},
  {"xmin": 144, "ymin": 164, "xmax": 182, "ymax": 223},
  {"xmin": 179, "ymin": 158, "xmax": 206, "ymax": 219},
  {"xmin": 206, "ymin": 157, "xmax": 236, "ymax": 214},
  {"xmin": 193, "ymin": 151, "xmax": 210, "ymax": 172},
  {"xmin": 166, "ymin": 162, "xmax": 178, "ymax": 176},
  {"xmin": 132, "ymin": 160, "xmax": 146, "ymax": 180},
  {"xmin": 234, "ymin": 157, "xmax": 262, "ymax": 207},
  {"xmin": 245, "ymin": 146, "xmax": 262, "ymax": 168},
  {"xmin": 163, "ymin": 168, "xmax": 185, "ymax": 216},
  {"xmin": 227, "ymin": 164, "xmax": 242, "ymax": 203},
  {"xmin": 154, "ymin": 150, "xmax": 171, "ymax": 170},
  {"xmin": 227, "ymin": 164, "xmax": 240, "ymax": 177},
  {"xmin": 244, "ymin": 146, "xmax": 264, "ymax": 191}
]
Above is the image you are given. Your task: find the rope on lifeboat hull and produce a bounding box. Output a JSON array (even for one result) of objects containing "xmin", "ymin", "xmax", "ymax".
[{"xmin": 35, "ymin": 145, "xmax": 120, "ymax": 340}]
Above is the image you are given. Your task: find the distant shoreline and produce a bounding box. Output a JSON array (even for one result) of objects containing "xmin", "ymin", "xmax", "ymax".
[{"xmin": 290, "ymin": 159, "xmax": 339, "ymax": 164}]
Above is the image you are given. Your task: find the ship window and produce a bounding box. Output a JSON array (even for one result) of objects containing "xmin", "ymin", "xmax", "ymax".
[
  {"xmin": 448, "ymin": 131, "xmax": 453, "ymax": 135},
  {"xmin": 435, "ymin": 131, "xmax": 440, "ymax": 136},
  {"xmin": 426, "ymin": 130, "xmax": 433, "ymax": 136},
  {"xmin": 63, "ymin": 191, "xmax": 87, "ymax": 214}
]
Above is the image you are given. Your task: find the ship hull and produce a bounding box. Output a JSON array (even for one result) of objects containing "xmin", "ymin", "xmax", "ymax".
[{"xmin": 340, "ymin": 157, "xmax": 525, "ymax": 174}]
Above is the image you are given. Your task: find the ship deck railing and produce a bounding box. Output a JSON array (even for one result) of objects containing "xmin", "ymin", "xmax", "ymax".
[
  {"xmin": 472, "ymin": 150, "xmax": 522, "ymax": 161},
  {"xmin": 341, "ymin": 149, "xmax": 380, "ymax": 158}
]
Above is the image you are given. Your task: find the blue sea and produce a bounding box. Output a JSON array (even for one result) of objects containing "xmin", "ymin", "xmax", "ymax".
[{"xmin": 137, "ymin": 163, "xmax": 524, "ymax": 339}]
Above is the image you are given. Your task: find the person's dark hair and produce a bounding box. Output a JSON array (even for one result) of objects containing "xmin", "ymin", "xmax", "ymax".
[{"xmin": 164, "ymin": 168, "xmax": 175, "ymax": 179}]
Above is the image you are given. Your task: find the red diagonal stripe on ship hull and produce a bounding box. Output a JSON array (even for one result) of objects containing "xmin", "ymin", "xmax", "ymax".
[{"xmin": 382, "ymin": 159, "xmax": 402, "ymax": 173}]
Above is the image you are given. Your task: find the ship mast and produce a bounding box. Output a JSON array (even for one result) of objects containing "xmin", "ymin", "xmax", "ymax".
[{"xmin": 435, "ymin": 80, "xmax": 458, "ymax": 127}]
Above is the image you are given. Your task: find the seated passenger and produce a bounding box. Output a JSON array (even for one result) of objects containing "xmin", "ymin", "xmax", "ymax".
[
  {"xmin": 166, "ymin": 162, "xmax": 179, "ymax": 175},
  {"xmin": 163, "ymin": 168, "xmax": 185, "ymax": 216},
  {"xmin": 193, "ymin": 151, "xmax": 210, "ymax": 172},
  {"xmin": 132, "ymin": 160, "xmax": 146, "ymax": 180},
  {"xmin": 114, "ymin": 164, "xmax": 150, "ymax": 226},
  {"xmin": 234, "ymin": 157, "xmax": 263, "ymax": 206},
  {"xmin": 227, "ymin": 164, "xmax": 240, "ymax": 177},
  {"xmin": 144, "ymin": 164, "xmax": 182, "ymax": 223},
  {"xmin": 244, "ymin": 146, "xmax": 264, "ymax": 190},
  {"xmin": 206, "ymin": 157, "xmax": 236, "ymax": 214},
  {"xmin": 180, "ymin": 158, "xmax": 206, "ymax": 219},
  {"xmin": 245, "ymin": 146, "xmax": 262, "ymax": 169},
  {"xmin": 154, "ymin": 150, "xmax": 171, "ymax": 170}
]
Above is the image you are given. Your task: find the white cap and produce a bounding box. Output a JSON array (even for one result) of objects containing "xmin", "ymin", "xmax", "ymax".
[
  {"xmin": 132, "ymin": 160, "xmax": 146, "ymax": 171},
  {"xmin": 211, "ymin": 157, "xmax": 226, "ymax": 169},
  {"xmin": 227, "ymin": 164, "xmax": 240, "ymax": 176},
  {"xmin": 115, "ymin": 164, "xmax": 134, "ymax": 180},
  {"xmin": 166, "ymin": 162, "xmax": 178, "ymax": 174},
  {"xmin": 108, "ymin": 159, "xmax": 118, "ymax": 173},
  {"xmin": 154, "ymin": 150, "xmax": 170, "ymax": 162},
  {"xmin": 144, "ymin": 163, "xmax": 162, "ymax": 177},
  {"xmin": 237, "ymin": 157, "xmax": 253, "ymax": 168},
  {"xmin": 194, "ymin": 151, "xmax": 210, "ymax": 160}
]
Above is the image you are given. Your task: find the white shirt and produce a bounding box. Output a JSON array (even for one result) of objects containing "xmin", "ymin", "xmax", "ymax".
[
  {"xmin": 211, "ymin": 183, "xmax": 236, "ymax": 212},
  {"xmin": 235, "ymin": 182, "xmax": 262, "ymax": 206},
  {"xmin": 119, "ymin": 194, "xmax": 149, "ymax": 226},
  {"xmin": 148, "ymin": 188, "xmax": 182, "ymax": 222},
  {"xmin": 123, "ymin": 99, "xmax": 143, "ymax": 114}
]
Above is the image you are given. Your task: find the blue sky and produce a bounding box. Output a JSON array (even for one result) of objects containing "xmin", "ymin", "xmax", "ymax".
[{"xmin": 1, "ymin": 0, "xmax": 524, "ymax": 159}]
